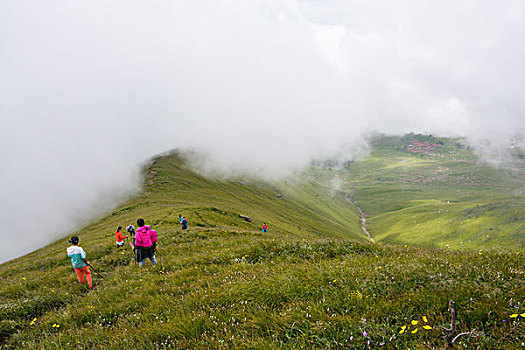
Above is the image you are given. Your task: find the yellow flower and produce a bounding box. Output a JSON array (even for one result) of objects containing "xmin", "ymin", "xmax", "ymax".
[
  {"xmin": 22, "ymin": 277, "xmax": 26, "ymax": 280},
  {"xmin": 411, "ymin": 320, "xmax": 418, "ymax": 325},
  {"xmin": 423, "ymin": 316, "xmax": 428, "ymax": 323},
  {"xmin": 30, "ymin": 317, "xmax": 37, "ymax": 325},
  {"xmin": 520, "ymin": 313, "xmax": 525, "ymax": 317},
  {"xmin": 333, "ymin": 279, "xmax": 337, "ymax": 283},
  {"xmin": 399, "ymin": 325, "xmax": 406, "ymax": 334},
  {"xmin": 411, "ymin": 328, "xmax": 418, "ymax": 334},
  {"xmin": 423, "ymin": 325, "xmax": 432, "ymax": 330},
  {"xmin": 510, "ymin": 314, "xmax": 518, "ymax": 318}
]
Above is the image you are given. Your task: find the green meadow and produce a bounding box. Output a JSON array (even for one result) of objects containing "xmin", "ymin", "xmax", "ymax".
[
  {"xmin": 1, "ymin": 135, "xmax": 524, "ymax": 349},
  {"xmin": 346, "ymin": 134, "xmax": 525, "ymax": 250}
]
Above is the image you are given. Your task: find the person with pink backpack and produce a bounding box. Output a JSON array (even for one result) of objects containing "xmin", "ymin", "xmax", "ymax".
[{"xmin": 134, "ymin": 218, "xmax": 158, "ymax": 267}]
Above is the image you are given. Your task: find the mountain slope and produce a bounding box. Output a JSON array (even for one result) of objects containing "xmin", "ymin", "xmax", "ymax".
[
  {"xmin": 344, "ymin": 134, "xmax": 525, "ymax": 250},
  {"xmin": 1, "ymin": 146, "xmax": 524, "ymax": 349}
]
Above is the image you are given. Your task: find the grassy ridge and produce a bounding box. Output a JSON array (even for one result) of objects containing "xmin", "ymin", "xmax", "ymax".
[{"xmin": 1, "ymin": 144, "xmax": 524, "ymax": 349}]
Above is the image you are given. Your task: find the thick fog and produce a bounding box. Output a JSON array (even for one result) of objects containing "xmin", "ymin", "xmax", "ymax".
[{"xmin": 1, "ymin": 1, "xmax": 525, "ymax": 262}]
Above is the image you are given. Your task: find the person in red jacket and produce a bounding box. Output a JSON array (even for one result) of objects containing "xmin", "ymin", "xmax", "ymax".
[
  {"xmin": 262, "ymin": 223, "xmax": 268, "ymax": 233},
  {"xmin": 115, "ymin": 226, "xmax": 127, "ymax": 248},
  {"xmin": 134, "ymin": 218, "xmax": 158, "ymax": 267}
]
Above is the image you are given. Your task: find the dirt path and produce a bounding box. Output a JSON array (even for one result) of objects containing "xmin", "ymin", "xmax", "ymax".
[{"xmin": 345, "ymin": 192, "xmax": 375, "ymax": 243}]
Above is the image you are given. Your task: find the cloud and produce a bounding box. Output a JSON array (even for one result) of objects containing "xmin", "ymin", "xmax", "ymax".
[{"xmin": 1, "ymin": 0, "xmax": 525, "ymax": 262}]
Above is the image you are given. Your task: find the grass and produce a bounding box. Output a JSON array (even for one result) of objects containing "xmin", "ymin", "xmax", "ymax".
[
  {"xmin": 1, "ymin": 136, "xmax": 525, "ymax": 349},
  {"xmin": 344, "ymin": 134, "xmax": 525, "ymax": 250}
]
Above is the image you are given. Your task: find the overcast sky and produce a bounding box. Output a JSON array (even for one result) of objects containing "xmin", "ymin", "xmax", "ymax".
[{"xmin": 1, "ymin": 1, "xmax": 525, "ymax": 262}]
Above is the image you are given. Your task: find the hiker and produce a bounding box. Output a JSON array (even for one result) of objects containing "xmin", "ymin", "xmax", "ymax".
[
  {"xmin": 66, "ymin": 236, "xmax": 95, "ymax": 290},
  {"xmin": 115, "ymin": 226, "xmax": 127, "ymax": 248},
  {"xmin": 262, "ymin": 223, "xmax": 268, "ymax": 233},
  {"xmin": 181, "ymin": 217, "xmax": 188, "ymax": 230},
  {"xmin": 126, "ymin": 223, "xmax": 135, "ymax": 237},
  {"xmin": 134, "ymin": 218, "xmax": 158, "ymax": 267},
  {"xmin": 178, "ymin": 214, "xmax": 183, "ymax": 224}
]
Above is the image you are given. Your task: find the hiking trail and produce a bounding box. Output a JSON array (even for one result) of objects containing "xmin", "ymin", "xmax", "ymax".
[{"xmin": 345, "ymin": 190, "xmax": 375, "ymax": 243}]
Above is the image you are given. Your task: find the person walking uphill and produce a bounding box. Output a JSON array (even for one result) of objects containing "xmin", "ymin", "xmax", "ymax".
[
  {"xmin": 67, "ymin": 236, "xmax": 95, "ymax": 290},
  {"xmin": 115, "ymin": 226, "xmax": 127, "ymax": 247},
  {"xmin": 134, "ymin": 218, "xmax": 158, "ymax": 267}
]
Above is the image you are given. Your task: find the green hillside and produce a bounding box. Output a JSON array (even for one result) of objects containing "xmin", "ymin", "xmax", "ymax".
[
  {"xmin": 345, "ymin": 134, "xmax": 525, "ymax": 250},
  {"xmin": 1, "ymin": 141, "xmax": 524, "ymax": 349}
]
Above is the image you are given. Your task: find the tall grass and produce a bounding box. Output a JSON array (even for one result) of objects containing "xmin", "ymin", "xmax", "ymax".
[{"xmin": 1, "ymin": 139, "xmax": 524, "ymax": 349}]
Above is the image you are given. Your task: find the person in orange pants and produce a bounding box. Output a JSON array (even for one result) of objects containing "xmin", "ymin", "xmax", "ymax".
[{"xmin": 66, "ymin": 236, "xmax": 95, "ymax": 289}]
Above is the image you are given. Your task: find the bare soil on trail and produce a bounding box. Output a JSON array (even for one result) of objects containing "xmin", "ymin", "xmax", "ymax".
[{"xmin": 345, "ymin": 192, "xmax": 375, "ymax": 242}]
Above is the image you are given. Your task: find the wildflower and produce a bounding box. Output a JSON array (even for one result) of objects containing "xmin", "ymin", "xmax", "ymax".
[
  {"xmin": 349, "ymin": 336, "xmax": 354, "ymax": 341},
  {"xmin": 411, "ymin": 320, "xmax": 418, "ymax": 325},
  {"xmin": 30, "ymin": 317, "xmax": 37, "ymax": 325},
  {"xmin": 411, "ymin": 328, "xmax": 418, "ymax": 334},
  {"xmin": 423, "ymin": 316, "xmax": 428, "ymax": 323},
  {"xmin": 363, "ymin": 331, "xmax": 367, "ymax": 337},
  {"xmin": 510, "ymin": 314, "xmax": 518, "ymax": 318},
  {"xmin": 423, "ymin": 325, "xmax": 432, "ymax": 330},
  {"xmin": 333, "ymin": 279, "xmax": 337, "ymax": 283},
  {"xmin": 404, "ymin": 245, "xmax": 407, "ymax": 248},
  {"xmin": 399, "ymin": 325, "xmax": 406, "ymax": 334},
  {"xmin": 521, "ymin": 313, "xmax": 525, "ymax": 317}
]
